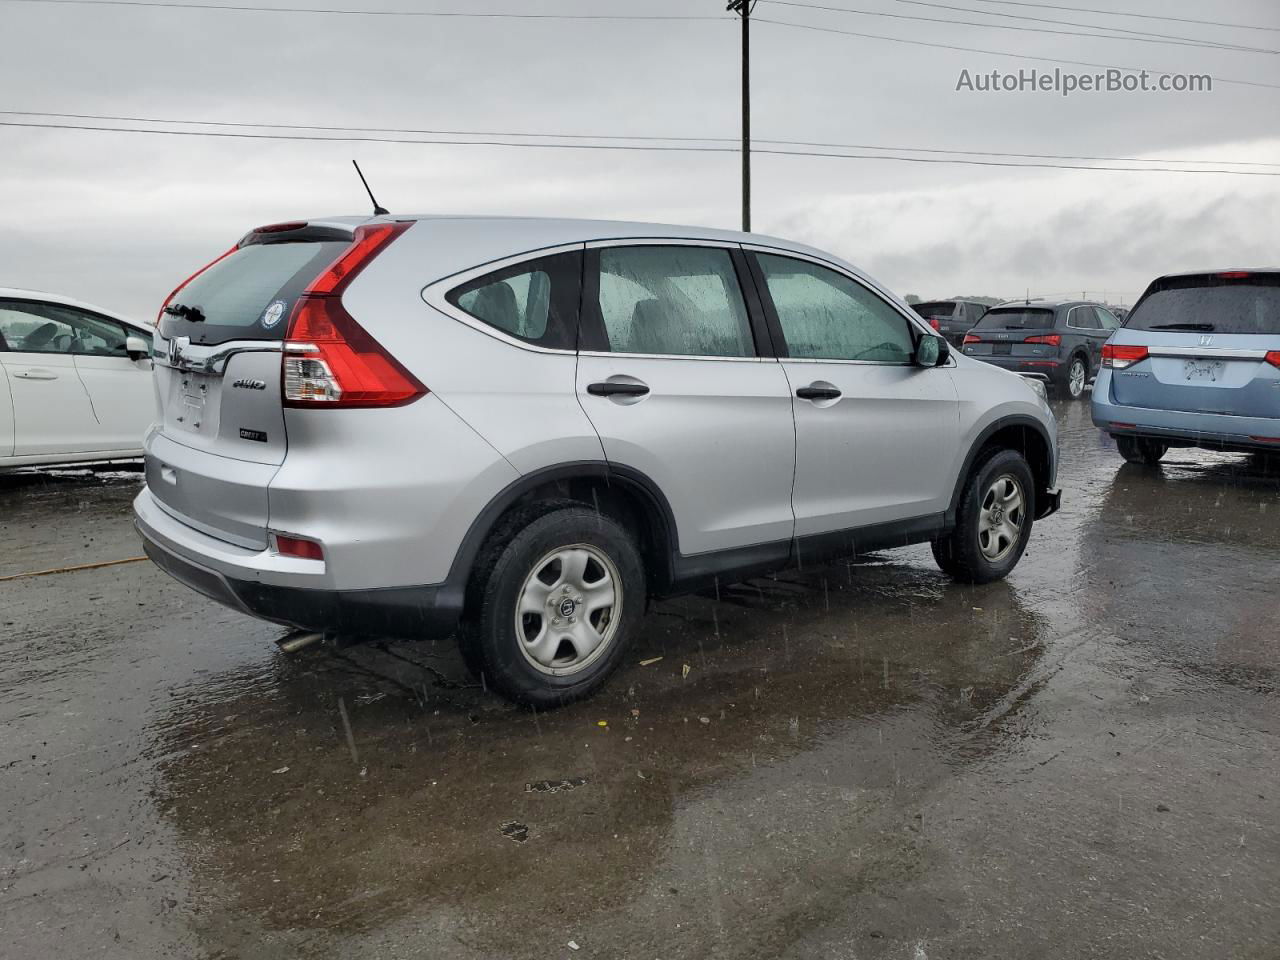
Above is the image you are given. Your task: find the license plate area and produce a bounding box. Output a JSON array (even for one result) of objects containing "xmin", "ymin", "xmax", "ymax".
[
  {"xmin": 1184, "ymin": 359, "xmax": 1224, "ymax": 382},
  {"xmin": 992, "ymin": 343, "xmax": 1012, "ymax": 356},
  {"xmin": 178, "ymin": 372, "xmax": 214, "ymax": 431}
]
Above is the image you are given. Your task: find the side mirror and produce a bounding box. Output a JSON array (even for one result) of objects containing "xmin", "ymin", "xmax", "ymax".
[
  {"xmin": 914, "ymin": 335, "xmax": 950, "ymax": 367},
  {"xmin": 125, "ymin": 335, "xmax": 150, "ymax": 361}
]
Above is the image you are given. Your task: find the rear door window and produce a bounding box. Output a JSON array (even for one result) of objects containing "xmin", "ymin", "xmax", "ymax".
[
  {"xmin": 1126, "ymin": 275, "xmax": 1280, "ymax": 335},
  {"xmin": 586, "ymin": 246, "xmax": 755, "ymax": 358},
  {"xmin": 447, "ymin": 251, "xmax": 581, "ymax": 350},
  {"xmin": 161, "ymin": 237, "xmax": 350, "ymax": 345},
  {"xmin": 974, "ymin": 308, "xmax": 1056, "ymax": 330}
]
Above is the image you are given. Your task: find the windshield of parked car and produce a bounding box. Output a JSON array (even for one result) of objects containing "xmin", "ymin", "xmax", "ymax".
[
  {"xmin": 973, "ymin": 307, "xmax": 1056, "ymax": 330},
  {"xmin": 1125, "ymin": 274, "xmax": 1280, "ymax": 335}
]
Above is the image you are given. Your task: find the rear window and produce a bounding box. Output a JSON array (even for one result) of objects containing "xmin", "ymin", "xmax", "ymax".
[
  {"xmin": 974, "ymin": 308, "xmax": 1056, "ymax": 330},
  {"xmin": 160, "ymin": 238, "xmax": 348, "ymax": 345},
  {"xmin": 911, "ymin": 301, "xmax": 957, "ymax": 319},
  {"xmin": 1126, "ymin": 274, "xmax": 1280, "ymax": 335}
]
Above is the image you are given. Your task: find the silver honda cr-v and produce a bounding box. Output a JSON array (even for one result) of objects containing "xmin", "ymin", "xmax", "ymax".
[{"xmin": 134, "ymin": 216, "xmax": 1060, "ymax": 705}]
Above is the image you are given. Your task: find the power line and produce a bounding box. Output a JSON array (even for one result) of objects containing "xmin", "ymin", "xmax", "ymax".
[
  {"xmin": 961, "ymin": 0, "xmax": 1280, "ymax": 35},
  {"xmin": 0, "ymin": 0, "xmax": 724, "ymax": 19},
  {"xmin": 6, "ymin": 109, "xmax": 1279, "ymax": 169},
  {"xmin": 752, "ymin": 16, "xmax": 1280, "ymax": 90},
  {"xmin": 884, "ymin": 0, "xmax": 1278, "ymax": 54},
  {"xmin": 4, "ymin": 118, "xmax": 1280, "ymax": 176},
  {"xmin": 763, "ymin": 1, "xmax": 1278, "ymax": 55}
]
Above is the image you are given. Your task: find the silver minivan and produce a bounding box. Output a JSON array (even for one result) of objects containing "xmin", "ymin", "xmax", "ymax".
[{"xmin": 135, "ymin": 216, "xmax": 1060, "ymax": 705}]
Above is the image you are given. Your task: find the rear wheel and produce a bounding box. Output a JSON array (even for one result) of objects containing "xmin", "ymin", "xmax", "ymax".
[
  {"xmin": 461, "ymin": 504, "xmax": 645, "ymax": 707},
  {"xmin": 1115, "ymin": 435, "xmax": 1167, "ymax": 465},
  {"xmin": 1058, "ymin": 355, "xmax": 1088, "ymax": 400},
  {"xmin": 933, "ymin": 449, "xmax": 1035, "ymax": 584}
]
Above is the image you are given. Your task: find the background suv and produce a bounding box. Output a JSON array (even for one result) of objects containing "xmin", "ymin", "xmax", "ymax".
[
  {"xmin": 1093, "ymin": 270, "xmax": 1280, "ymax": 464},
  {"xmin": 961, "ymin": 298, "xmax": 1123, "ymax": 399},
  {"xmin": 134, "ymin": 216, "xmax": 1060, "ymax": 705},
  {"xmin": 910, "ymin": 299, "xmax": 988, "ymax": 347}
]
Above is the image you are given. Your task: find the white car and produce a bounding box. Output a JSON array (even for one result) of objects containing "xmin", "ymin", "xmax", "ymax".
[{"xmin": 0, "ymin": 288, "xmax": 156, "ymax": 470}]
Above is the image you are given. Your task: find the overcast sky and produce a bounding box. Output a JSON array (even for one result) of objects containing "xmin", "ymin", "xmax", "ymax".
[{"xmin": 1, "ymin": 0, "xmax": 1277, "ymax": 319}]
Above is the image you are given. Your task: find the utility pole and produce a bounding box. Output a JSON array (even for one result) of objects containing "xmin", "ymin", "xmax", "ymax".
[{"xmin": 728, "ymin": 0, "xmax": 752, "ymax": 233}]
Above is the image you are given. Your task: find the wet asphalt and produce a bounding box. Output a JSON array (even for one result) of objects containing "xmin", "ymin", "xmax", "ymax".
[{"xmin": 2, "ymin": 399, "xmax": 1278, "ymax": 960}]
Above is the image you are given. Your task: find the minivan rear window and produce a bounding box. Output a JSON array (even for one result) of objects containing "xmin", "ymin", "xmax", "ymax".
[
  {"xmin": 1126, "ymin": 274, "xmax": 1280, "ymax": 335},
  {"xmin": 911, "ymin": 301, "xmax": 956, "ymax": 319},
  {"xmin": 974, "ymin": 308, "xmax": 1055, "ymax": 330},
  {"xmin": 160, "ymin": 238, "xmax": 349, "ymax": 345}
]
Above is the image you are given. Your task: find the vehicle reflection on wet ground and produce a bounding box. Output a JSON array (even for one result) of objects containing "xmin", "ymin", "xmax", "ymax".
[{"xmin": 3, "ymin": 402, "xmax": 1277, "ymax": 959}]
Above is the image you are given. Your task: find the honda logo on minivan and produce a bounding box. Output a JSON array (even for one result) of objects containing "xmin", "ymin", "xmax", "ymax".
[{"xmin": 1199, "ymin": 335, "xmax": 1214, "ymax": 346}]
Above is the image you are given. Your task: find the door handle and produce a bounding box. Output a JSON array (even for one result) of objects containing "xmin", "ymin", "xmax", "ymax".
[
  {"xmin": 796, "ymin": 385, "xmax": 842, "ymax": 401},
  {"xmin": 587, "ymin": 381, "xmax": 650, "ymax": 398},
  {"xmin": 14, "ymin": 369, "xmax": 58, "ymax": 381}
]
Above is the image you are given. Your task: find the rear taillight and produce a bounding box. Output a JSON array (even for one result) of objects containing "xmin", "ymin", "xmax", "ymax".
[
  {"xmin": 1265, "ymin": 351, "xmax": 1280, "ymax": 369},
  {"xmin": 157, "ymin": 245, "xmax": 237, "ymax": 325},
  {"xmin": 273, "ymin": 533, "xmax": 325, "ymax": 561},
  {"xmin": 928, "ymin": 317, "xmax": 941, "ymax": 331},
  {"xmin": 1102, "ymin": 344, "xmax": 1149, "ymax": 369},
  {"xmin": 963, "ymin": 334, "xmax": 981, "ymax": 345},
  {"xmin": 281, "ymin": 222, "xmax": 427, "ymax": 409},
  {"xmin": 1025, "ymin": 334, "xmax": 1062, "ymax": 346}
]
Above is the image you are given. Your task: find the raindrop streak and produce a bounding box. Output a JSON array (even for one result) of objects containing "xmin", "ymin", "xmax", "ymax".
[{"xmin": 337, "ymin": 696, "xmax": 360, "ymax": 766}]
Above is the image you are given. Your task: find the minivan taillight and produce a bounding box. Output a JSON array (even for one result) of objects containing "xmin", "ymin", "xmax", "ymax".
[
  {"xmin": 1102, "ymin": 344, "xmax": 1149, "ymax": 369},
  {"xmin": 1265, "ymin": 351, "xmax": 1280, "ymax": 369},
  {"xmin": 281, "ymin": 222, "xmax": 427, "ymax": 409}
]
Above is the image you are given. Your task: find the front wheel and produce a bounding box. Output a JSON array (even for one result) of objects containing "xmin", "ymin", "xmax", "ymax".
[
  {"xmin": 933, "ymin": 449, "xmax": 1035, "ymax": 584},
  {"xmin": 1115, "ymin": 435, "xmax": 1167, "ymax": 465},
  {"xmin": 462, "ymin": 505, "xmax": 645, "ymax": 707}
]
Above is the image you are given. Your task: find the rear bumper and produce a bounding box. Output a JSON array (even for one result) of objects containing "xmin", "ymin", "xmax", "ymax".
[
  {"xmin": 1092, "ymin": 370, "xmax": 1280, "ymax": 452},
  {"xmin": 134, "ymin": 487, "xmax": 463, "ymax": 637},
  {"xmin": 965, "ymin": 354, "xmax": 1064, "ymax": 380}
]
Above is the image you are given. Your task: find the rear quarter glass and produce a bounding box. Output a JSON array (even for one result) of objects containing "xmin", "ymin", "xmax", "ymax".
[
  {"xmin": 1126, "ymin": 275, "xmax": 1280, "ymax": 335},
  {"xmin": 160, "ymin": 239, "xmax": 349, "ymax": 346},
  {"xmin": 974, "ymin": 308, "xmax": 1056, "ymax": 330}
]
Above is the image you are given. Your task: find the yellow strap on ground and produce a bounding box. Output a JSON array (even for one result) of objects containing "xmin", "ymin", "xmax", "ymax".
[{"xmin": 0, "ymin": 556, "xmax": 148, "ymax": 583}]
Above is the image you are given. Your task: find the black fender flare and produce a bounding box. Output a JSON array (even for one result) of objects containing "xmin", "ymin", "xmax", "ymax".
[
  {"xmin": 947, "ymin": 415, "xmax": 1057, "ymax": 521},
  {"xmin": 443, "ymin": 460, "xmax": 681, "ymax": 598}
]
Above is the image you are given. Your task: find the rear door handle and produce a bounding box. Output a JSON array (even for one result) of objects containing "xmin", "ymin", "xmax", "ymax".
[
  {"xmin": 796, "ymin": 385, "xmax": 842, "ymax": 401},
  {"xmin": 587, "ymin": 381, "xmax": 650, "ymax": 398},
  {"xmin": 14, "ymin": 369, "xmax": 58, "ymax": 381}
]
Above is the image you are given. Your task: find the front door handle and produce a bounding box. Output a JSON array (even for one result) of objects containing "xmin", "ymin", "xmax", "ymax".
[
  {"xmin": 796, "ymin": 384, "xmax": 842, "ymax": 401},
  {"xmin": 14, "ymin": 369, "xmax": 58, "ymax": 381},
  {"xmin": 587, "ymin": 381, "xmax": 650, "ymax": 398}
]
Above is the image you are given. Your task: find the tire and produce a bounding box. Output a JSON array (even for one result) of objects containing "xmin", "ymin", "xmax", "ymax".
[
  {"xmin": 460, "ymin": 503, "xmax": 645, "ymax": 707},
  {"xmin": 932, "ymin": 448, "xmax": 1035, "ymax": 584},
  {"xmin": 1057, "ymin": 354, "xmax": 1088, "ymax": 400},
  {"xmin": 1115, "ymin": 435, "xmax": 1167, "ymax": 465}
]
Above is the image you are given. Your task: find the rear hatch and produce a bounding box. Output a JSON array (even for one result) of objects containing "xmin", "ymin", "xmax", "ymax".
[
  {"xmin": 910, "ymin": 300, "xmax": 958, "ymax": 332},
  {"xmin": 149, "ymin": 224, "xmax": 355, "ymax": 548},
  {"xmin": 1107, "ymin": 272, "xmax": 1280, "ymax": 417},
  {"xmin": 962, "ymin": 307, "xmax": 1060, "ymax": 359}
]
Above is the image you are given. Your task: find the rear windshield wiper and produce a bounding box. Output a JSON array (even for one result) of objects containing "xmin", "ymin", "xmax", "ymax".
[
  {"xmin": 163, "ymin": 302, "xmax": 206, "ymax": 323},
  {"xmin": 1148, "ymin": 322, "xmax": 1215, "ymax": 331}
]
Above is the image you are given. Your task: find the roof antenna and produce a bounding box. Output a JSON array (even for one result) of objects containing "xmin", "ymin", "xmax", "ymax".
[{"xmin": 352, "ymin": 160, "xmax": 389, "ymax": 216}]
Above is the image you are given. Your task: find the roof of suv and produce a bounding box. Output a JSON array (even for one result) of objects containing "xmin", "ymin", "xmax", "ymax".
[{"xmin": 989, "ymin": 299, "xmax": 1100, "ymax": 311}]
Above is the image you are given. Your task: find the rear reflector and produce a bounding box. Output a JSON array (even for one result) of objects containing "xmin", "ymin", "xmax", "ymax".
[
  {"xmin": 1102, "ymin": 344, "xmax": 1149, "ymax": 369},
  {"xmin": 1250, "ymin": 436, "xmax": 1280, "ymax": 444},
  {"xmin": 282, "ymin": 222, "xmax": 427, "ymax": 409},
  {"xmin": 1108, "ymin": 423, "xmax": 1137, "ymax": 430},
  {"xmin": 1025, "ymin": 334, "xmax": 1062, "ymax": 346},
  {"xmin": 274, "ymin": 533, "xmax": 325, "ymax": 561},
  {"xmin": 1265, "ymin": 351, "xmax": 1280, "ymax": 369},
  {"xmin": 963, "ymin": 334, "xmax": 981, "ymax": 345}
]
